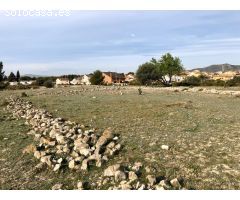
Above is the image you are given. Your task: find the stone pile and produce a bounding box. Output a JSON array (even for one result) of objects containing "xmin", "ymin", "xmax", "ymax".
[
  {"xmin": 156, "ymin": 86, "xmax": 240, "ymax": 97},
  {"xmin": 77, "ymin": 162, "xmax": 185, "ymax": 190},
  {"xmin": 6, "ymin": 97, "xmax": 121, "ymax": 172},
  {"xmin": 36, "ymin": 86, "xmax": 128, "ymax": 97},
  {"xmin": 175, "ymin": 87, "xmax": 240, "ymax": 97}
]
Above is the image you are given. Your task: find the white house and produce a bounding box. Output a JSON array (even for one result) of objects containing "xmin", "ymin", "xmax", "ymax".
[
  {"xmin": 70, "ymin": 77, "xmax": 82, "ymax": 85},
  {"xmin": 9, "ymin": 81, "xmax": 18, "ymax": 86},
  {"xmin": 56, "ymin": 78, "xmax": 70, "ymax": 85},
  {"xmin": 81, "ymin": 74, "xmax": 91, "ymax": 85},
  {"xmin": 20, "ymin": 81, "xmax": 34, "ymax": 85},
  {"xmin": 125, "ymin": 73, "xmax": 135, "ymax": 83},
  {"xmin": 163, "ymin": 75, "xmax": 185, "ymax": 83}
]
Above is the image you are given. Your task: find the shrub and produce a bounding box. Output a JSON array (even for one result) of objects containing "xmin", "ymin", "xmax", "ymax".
[
  {"xmin": 128, "ymin": 79, "xmax": 141, "ymax": 86},
  {"xmin": 44, "ymin": 80, "xmax": 54, "ymax": 88},
  {"xmin": 0, "ymin": 82, "xmax": 9, "ymax": 90},
  {"xmin": 21, "ymin": 92, "xmax": 28, "ymax": 97},
  {"xmin": 226, "ymin": 76, "xmax": 240, "ymax": 87},
  {"xmin": 180, "ymin": 76, "xmax": 201, "ymax": 86},
  {"xmin": 36, "ymin": 77, "xmax": 45, "ymax": 86}
]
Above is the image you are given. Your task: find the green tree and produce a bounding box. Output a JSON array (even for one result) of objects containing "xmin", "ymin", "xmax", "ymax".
[
  {"xmin": 16, "ymin": 70, "xmax": 20, "ymax": 82},
  {"xmin": 90, "ymin": 70, "xmax": 104, "ymax": 85},
  {"xmin": 0, "ymin": 62, "xmax": 5, "ymax": 82},
  {"xmin": 8, "ymin": 72, "xmax": 16, "ymax": 82},
  {"xmin": 136, "ymin": 61, "xmax": 160, "ymax": 85},
  {"xmin": 157, "ymin": 53, "xmax": 184, "ymax": 85},
  {"xmin": 136, "ymin": 53, "xmax": 184, "ymax": 86}
]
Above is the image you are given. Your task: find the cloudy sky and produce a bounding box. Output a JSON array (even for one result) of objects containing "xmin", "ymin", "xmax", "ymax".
[{"xmin": 1, "ymin": 10, "xmax": 240, "ymax": 76}]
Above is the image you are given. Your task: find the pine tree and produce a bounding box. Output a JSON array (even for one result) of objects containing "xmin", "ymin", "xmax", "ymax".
[{"xmin": 8, "ymin": 72, "xmax": 16, "ymax": 82}]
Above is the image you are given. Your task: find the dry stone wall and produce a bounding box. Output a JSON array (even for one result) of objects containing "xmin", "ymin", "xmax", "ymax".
[{"xmin": 6, "ymin": 97, "xmax": 121, "ymax": 172}]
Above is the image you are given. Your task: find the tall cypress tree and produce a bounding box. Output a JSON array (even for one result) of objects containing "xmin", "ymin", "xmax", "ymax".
[{"xmin": 16, "ymin": 70, "xmax": 20, "ymax": 82}]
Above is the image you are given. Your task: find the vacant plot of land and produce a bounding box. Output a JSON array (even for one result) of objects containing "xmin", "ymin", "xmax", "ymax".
[{"xmin": 0, "ymin": 86, "xmax": 240, "ymax": 189}]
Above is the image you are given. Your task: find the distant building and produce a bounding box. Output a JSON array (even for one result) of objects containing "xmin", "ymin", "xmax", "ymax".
[
  {"xmin": 20, "ymin": 81, "xmax": 34, "ymax": 85},
  {"xmin": 70, "ymin": 76, "xmax": 83, "ymax": 85},
  {"xmin": 102, "ymin": 72, "xmax": 125, "ymax": 84},
  {"xmin": 56, "ymin": 78, "xmax": 70, "ymax": 85},
  {"xmin": 125, "ymin": 72, "xmax": 135, "ymax": 83},
  {"xmin": 9, "ymin": 82, "xmax": 18, "ymax": 86},
  {"xmin": 70, "ymin": 74, "xmax": 92, "ymax": 85},
  {"xmin": 188, "ymin": 70, "xmax": 202, "ymax": 77},
  {"xmin": 212, "ymin": 71, "xmax": 236, "ymax": 81},
  {"xmin": 81, "ymin": 74, "xmax": 92, "ymax": 85}
]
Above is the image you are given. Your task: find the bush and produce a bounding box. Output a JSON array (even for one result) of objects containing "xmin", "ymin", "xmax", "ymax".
[
  {"xmin": 179, "ymin": 76, "xmax": 201, "ymax": 86},
  {"xmin": 35, "ymin": 77, "xmax": 45, "ymax": 86},
  {"xmin": 44, "ymin": 80, "xmax": 54, "ymax": 88},
  {"xmin": 0, "ymin": 82, "xmax": 9, "ymax": 90},
  {"xmin": 226, "ymin": 76, "xmax": 240, "ymax": 87},
  {"xmin": 128, "ymin": 79, "xmax": 141, "ymax": 86},
  {"xmin": 7, "ymin": 84, "xmax": 31, "ymax": 90},
  {"xmin": 21, "ymin": 92, "xmax": 28, "ymax": 97}
]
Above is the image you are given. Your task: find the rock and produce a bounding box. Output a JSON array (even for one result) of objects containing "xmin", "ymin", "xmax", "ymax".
[
  {"xmin": 121, "ymin": 183, "xmax": 132, "ymax": 190},
  {"xmin": 106, "ymin": 141, "xmax": 115, "ymax": 149},
  {"xmin": 79, "ymin": 148, "xmax": 91, "ymax": 157},
  {"xmin": 132, "ymin": 162, "xmax": 143, "ymax": 171},
  {"xmin": 145, "ymin": 166, "xmax": 151, "ymax": 173},
  {"xmin": 155, "ymin": 185, "xmax": 165, "ymax": 190},
  {"xmin": 128, "ymin": 171, "xmax": 138, "ymax": 181},
  {"xmin": 114, "ymin": 144, "xmax": 121, "ymax": 151},
  {"xmin": 77, "ymin": 181, "xmax": 83, "ymax": 190},
  {"xmin": 159, "ymin": 180, "xmax": 171, "ymax": 189},
  {"xmin": 104, "ymin": 164, "xmax": 121, "ymax": 177},
  {"xmin": 68, "ymin": 160, "xmax": 75, "ymax": 169},
  {"xmin": 161, "ymin": 145, "xmax": 170, "ymax": 150},
  {"xmin": 53, "ymin": 164, "xmax": 61, "ymax": 171},
  {"xmin": 138, "ymin": 184, "xmax": 145, "ymax": 190},
  {"xmin": 113, "ymin": 136, "xmax": 119, "ymax": 141},
  {"xmin": 52, "ymin": 183, "xmax": 63, "ymax": 190},
  {"xmin": 95, "ymin": 128, "xmax": 113, "ymax": 150},
  {"xmin": 170, "ymin": 178, "xmax": 182, "ymax": 188},
  {"xmin": 81, "ymin": 159, "xmax": 88, "ymax": 170},
  {"xmin": 49, "ymin": 129, "xmax": 57, "ymax": 138},
  {"xmin": 40, "ymin": 155, "xmax": 52, "ymax": 167},
  {"xmin": 114, "ymin": 170, "xmax": 127, "ymax": 182},
  {"xmin": 34, "ymin": 151, "xmax": 41, "ymax": 159},
  {"xmin": 146, "ymin": 175, "xmax": 156, "ymax": 186},
  {"xmin": 96, "ymin": 159, "xmax": 102, "ymax": 167},
  {"xmin": 56, "ymin": 135, "xmax": 65, "ymax": 144}
]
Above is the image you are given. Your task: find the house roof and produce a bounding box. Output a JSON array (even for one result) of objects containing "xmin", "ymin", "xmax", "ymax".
[{"xmin": 103, "ymin": 72, "xmax": 125, "ymax": 79}]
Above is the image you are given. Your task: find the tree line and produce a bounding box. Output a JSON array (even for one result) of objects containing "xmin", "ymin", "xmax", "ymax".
[
  {"xmin": 0, "ymin": 62, "xmax": 21, "ymax": 82},
  {"xmin": 2, "ymin": 53, "xmax": 240, "ymax": 89}
]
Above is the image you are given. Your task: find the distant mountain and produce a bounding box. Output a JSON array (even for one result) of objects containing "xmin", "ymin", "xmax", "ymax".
[{"xmin": 190, "ymin": 63, "xmax": 240, "ymax": 73}]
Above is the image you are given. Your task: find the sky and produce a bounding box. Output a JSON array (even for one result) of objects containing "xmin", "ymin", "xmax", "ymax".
[{"xmin": 1, "ymin": 10, "xmax": 240, "ymax": 76}]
